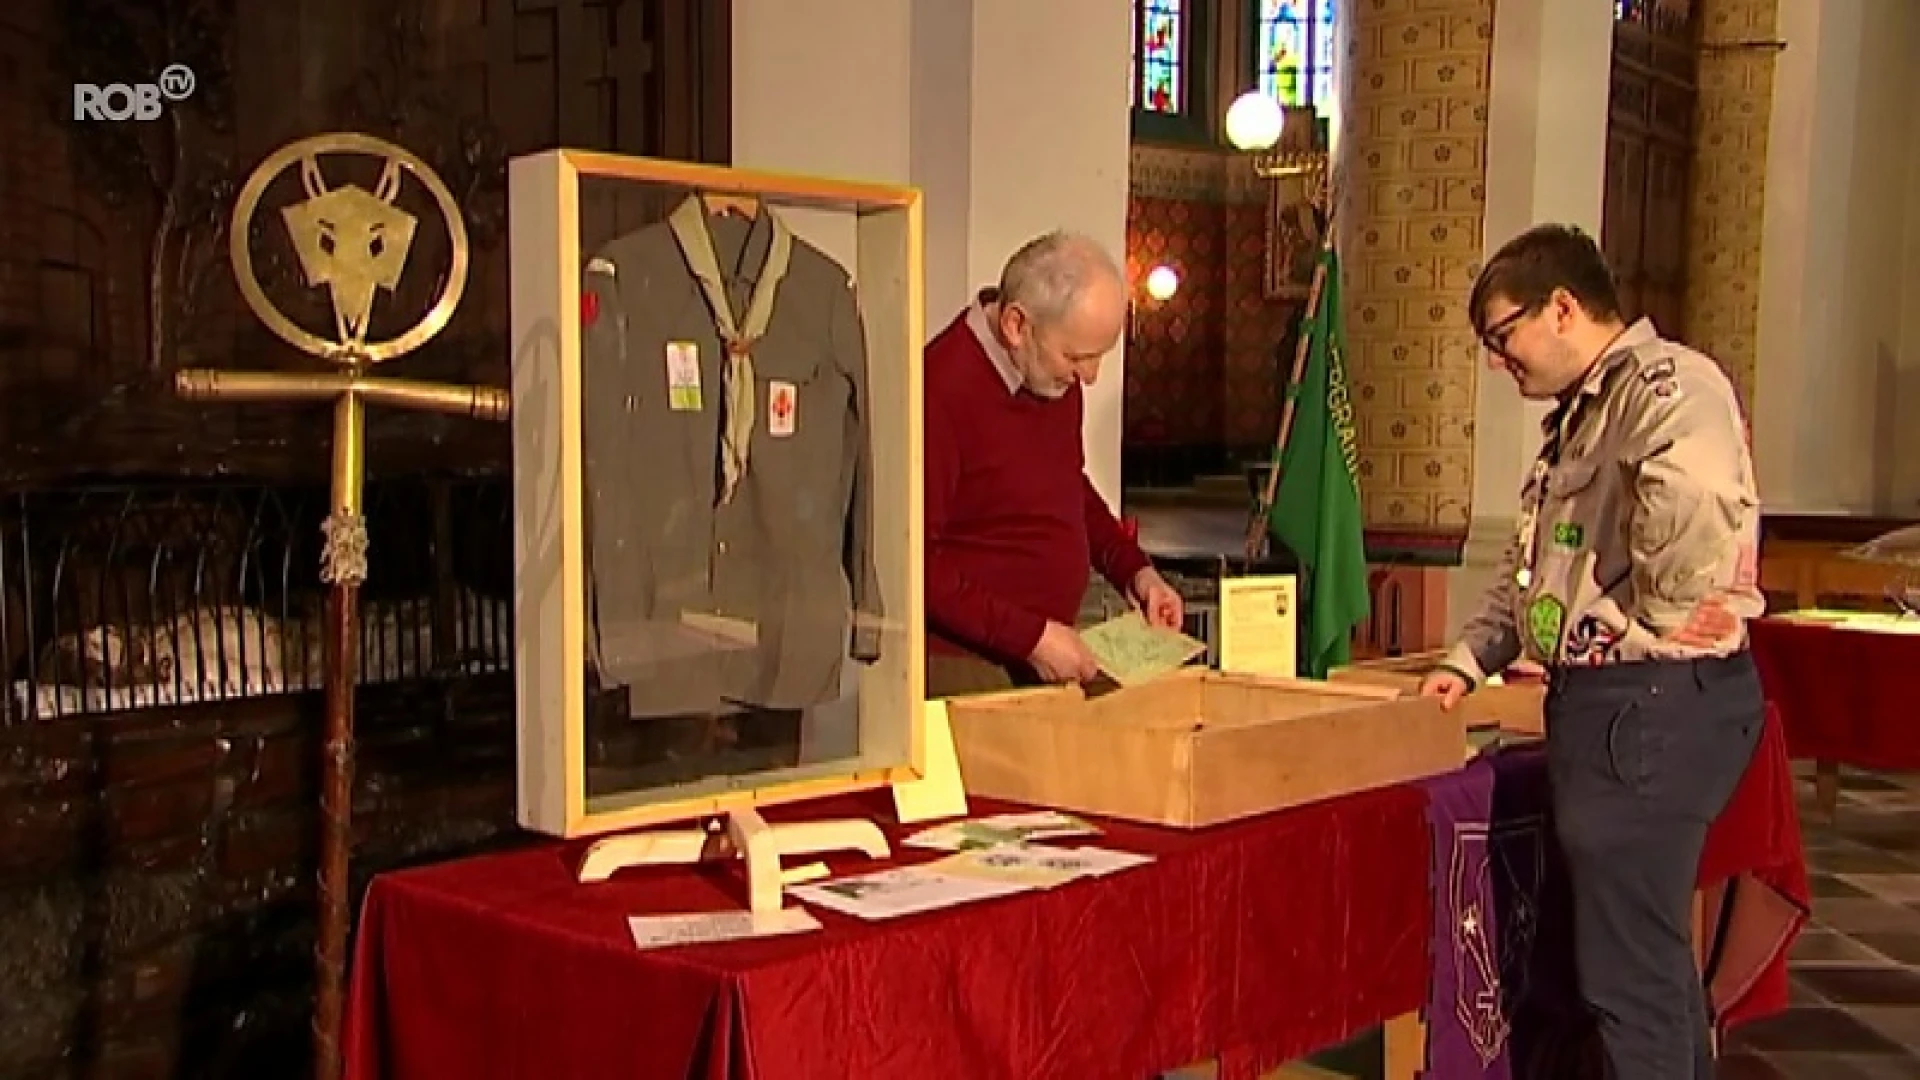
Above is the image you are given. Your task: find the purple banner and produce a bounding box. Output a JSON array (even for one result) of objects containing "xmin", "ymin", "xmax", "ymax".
[{"xmin": 1422, "ymin": 751, "xmax": 1602, "ymax": 1080}]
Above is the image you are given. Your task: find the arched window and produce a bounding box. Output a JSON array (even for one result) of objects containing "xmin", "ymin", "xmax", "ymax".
[
  {"xmin": 1256, "ymin": 0, "xmax": 1335, "ymax": 119},
  {"xmin": 1132, "ymin": 0, "xmax": 1187, "ymax": 114},
  {"xmin": 1130, "ymin": 0, "xmax": 1213, "ymax": 143}
]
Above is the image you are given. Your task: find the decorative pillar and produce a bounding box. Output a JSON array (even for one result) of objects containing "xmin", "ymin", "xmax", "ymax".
[
  {"xmin": 1685, "ymin": 0, "xmax": 1781, "ymax": 416},
  {"xmin": 1336, "ymin": 0, "xmax": 1496, "ymax": 557}
]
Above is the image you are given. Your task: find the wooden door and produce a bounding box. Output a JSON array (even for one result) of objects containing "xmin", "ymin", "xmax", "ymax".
[{"xmin": 1602, "ymin": 1, "xmax": 1698, "ymax": 339}]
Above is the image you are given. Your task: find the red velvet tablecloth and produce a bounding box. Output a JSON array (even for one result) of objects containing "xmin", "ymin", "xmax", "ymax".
[
  {"xmin": 343, "ymin": 786, "xmax": 1430, "ymax": 1080},
  {"xmin": 1750, "ymin": 617, "xmax": 1920, "ymax": 770},
  {"xmin": 1696, "ymin": 703, "xmax": 1809, "ymax": 1029}
]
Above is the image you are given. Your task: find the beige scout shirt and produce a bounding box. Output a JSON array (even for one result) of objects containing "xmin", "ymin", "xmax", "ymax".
[{"xmin": 1442, "ymin": 319, "xmax": 1763, "ymax": 684}]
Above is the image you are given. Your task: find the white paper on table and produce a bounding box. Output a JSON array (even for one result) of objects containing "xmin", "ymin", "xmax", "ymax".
[
  {"xmin": 627, "ymin": 907, "xmax": 822, "ymax": 950},
  {"xmin": 934, "ymin": 844, "xmax": 1155, "ymax": 888},
  {"xmin": 788, "ymin": 864, "xmax": 1032, "ymax": 920},
  {"xmin": 903, "ymin": 811, "xmax": 1102, "ymax": 852}
]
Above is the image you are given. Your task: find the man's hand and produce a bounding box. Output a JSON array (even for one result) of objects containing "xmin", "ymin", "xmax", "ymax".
[
  {"xmin": 1129, "ymin": 567, "xmax": 1184, "ymax": 630},
  {"xmin": 1028, "ymin": 620, "xmax": 1101, "ymax": 684},
  {"xmin": 1419, "ymin": 668, "xmax": 1470, "ymax": 712}
]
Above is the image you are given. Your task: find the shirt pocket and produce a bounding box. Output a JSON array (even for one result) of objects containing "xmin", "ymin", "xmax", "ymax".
[
  {"xmin": 752, "ymin": 348, "xmax": 836, "ymax": 447},
  {"xmin": 750, "ymin": 349, "xmax": 851, "ymax": 553},
  {"xmin": 1542, "ymin": 458, "xmax": 1603, "ymax": 553}
]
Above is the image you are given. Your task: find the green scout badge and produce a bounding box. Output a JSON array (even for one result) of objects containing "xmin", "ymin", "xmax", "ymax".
[
  {"xmin": 1527, "ymin": 595, "xmax": 1566, "ymax": 657},
  {"xmin": 1552, "ymin": 522, "xmax": 1584, "ymax": 549}
]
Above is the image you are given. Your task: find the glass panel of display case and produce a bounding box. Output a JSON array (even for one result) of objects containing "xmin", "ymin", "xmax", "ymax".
[{"xmin": 508, "ymin": 151, "xmax": 926, "ymax": 838}]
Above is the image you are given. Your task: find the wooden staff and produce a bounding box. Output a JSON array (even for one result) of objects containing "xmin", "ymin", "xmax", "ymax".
[
  {"xmin": 176, "ymin": 369, "xmax": 508, "ymax": 1079},
  {"xmin": 1244, "ymin": 182, "xmax": 1337, "ymax": 568},
  {"xmin": 179, "ymin": 131, "xmax": 504, "ymax": 1080}
]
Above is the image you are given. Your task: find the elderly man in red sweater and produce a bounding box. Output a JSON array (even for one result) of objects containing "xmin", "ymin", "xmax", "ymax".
[{"xmin": 924, "ymin": 231, "xmax": 1184, "ymax": 698}]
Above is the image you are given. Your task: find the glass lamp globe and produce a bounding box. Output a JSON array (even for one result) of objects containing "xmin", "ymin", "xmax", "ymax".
[
  {"xmin": 1225, "ymin": 91, "xmax": 1285, "ymax": 152},
  {"xmin": 1145, "ymin": 265, "xmax": 1180, "ymax": 301}
]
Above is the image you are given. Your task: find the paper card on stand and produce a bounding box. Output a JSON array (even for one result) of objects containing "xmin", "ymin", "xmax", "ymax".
[
  {"xmin": 1218, "ymin": 574, "xmax": 1298, "ymax": 678},
  {"xmin": 891, "ymin": 699, "xmax": 969, "ymax": 825}
]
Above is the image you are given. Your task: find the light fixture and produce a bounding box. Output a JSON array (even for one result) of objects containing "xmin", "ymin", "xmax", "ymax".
[
  {"xmin": 1145, "ymin": 265, "xmax": 1180, "ymax": 301},
  {"xmin": 1225, "ymin": 91, "xmax": 1285, "ymax": 152},
  {"xmin": 1226, "ymin": 91, "xmax": 1330, "ymax": 186}
]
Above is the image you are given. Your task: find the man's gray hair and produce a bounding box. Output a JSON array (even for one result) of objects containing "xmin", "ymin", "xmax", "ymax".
[{"xmin": 997, "ymin": 231, "xmax": 1124, "ymax": 326}]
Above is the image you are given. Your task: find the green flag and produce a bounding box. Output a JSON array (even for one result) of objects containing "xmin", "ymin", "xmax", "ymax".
[{"xmin": 1267, "ymin": 242, "xmax": 1370, "ymax": 678}]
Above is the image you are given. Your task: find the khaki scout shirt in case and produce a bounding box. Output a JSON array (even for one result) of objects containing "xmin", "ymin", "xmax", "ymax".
[
  {"xmin": 581, "ymin": 197, "xmax": 882, "ymax": 717},
  {"xmin": 1442, "ymin": 318, "xmax": 1763, "ymax": 683}
]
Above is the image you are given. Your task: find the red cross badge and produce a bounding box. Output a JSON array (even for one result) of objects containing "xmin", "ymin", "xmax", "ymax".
[{"xmin": 768, "ymin": 380, "xmax": 797, "ymax": 437}]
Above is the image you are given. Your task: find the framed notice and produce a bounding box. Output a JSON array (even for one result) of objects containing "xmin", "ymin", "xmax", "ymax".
[{"xmin": 1218, "ymin": 574, "xmax": 1298, "ymax": 678}]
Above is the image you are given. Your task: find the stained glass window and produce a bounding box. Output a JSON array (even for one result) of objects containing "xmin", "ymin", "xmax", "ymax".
[
  {"xmin": 1132, "ymin": 0, "xmax": 1184, "ymax": 115},
  {"xmin": 1257, "ymin": 0, "xmax": 1336, "ymax": 119}
]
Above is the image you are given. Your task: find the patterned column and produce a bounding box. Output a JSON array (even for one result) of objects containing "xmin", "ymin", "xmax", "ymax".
[
  {"xmin": 1336, "ymin": 0, "xmax": 1495, "ymax": 548},
  {"xmin": 1684, "ymin": 0, "xmax": 1781, "ymax": 413}
]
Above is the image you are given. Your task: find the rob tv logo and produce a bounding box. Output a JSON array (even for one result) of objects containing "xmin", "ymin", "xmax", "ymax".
[{"xmin": 73, "ymin": 64, "xmax": 196, "ymax": 121}]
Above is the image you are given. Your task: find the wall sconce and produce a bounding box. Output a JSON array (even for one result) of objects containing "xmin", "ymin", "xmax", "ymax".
[
  {"xmin": 1145, "ymin": 265, "xmax": 1180, "ymax": 302},
  {"xmin": 1130, "ymin": 263, "xmax": 1180, "ymax": 338}
]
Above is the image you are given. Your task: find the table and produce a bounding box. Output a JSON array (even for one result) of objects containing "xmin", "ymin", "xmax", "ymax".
[
  {"xmin": 343, "ymin": 786, "xmax": 1431, "ymax": 1080},
  {"xmin": 1420, "ymin": 704, "xmax": 1808, "ymax": 1077},
  {"xmin": 1751, "ymin": 614, "xmax": 1920, "ymax": 818}
]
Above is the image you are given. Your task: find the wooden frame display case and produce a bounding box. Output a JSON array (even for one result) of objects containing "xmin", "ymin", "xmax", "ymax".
[{"xmin": 508, "ymin": 152, "xmax": 925, "ymax": 897}]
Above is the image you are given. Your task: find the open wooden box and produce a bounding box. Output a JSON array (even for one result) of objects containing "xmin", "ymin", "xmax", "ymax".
[
  {"xmin": 1329, "ymin": 651, "xmax": 1545, "ymax": 737},
  {"xmin": 943, "ymin": 669, "xmax": 1466, "ymax": 829}
]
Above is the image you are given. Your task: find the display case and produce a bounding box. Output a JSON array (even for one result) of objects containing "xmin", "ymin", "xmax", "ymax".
[{"xmin": 508, "ymin": 151, "xmax": 925, "ymax": 843}]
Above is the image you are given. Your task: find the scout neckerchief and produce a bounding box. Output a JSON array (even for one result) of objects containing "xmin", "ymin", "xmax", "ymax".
[
  {"xmin": 1510, "ymin": 330, "xmax": 1635, "ymax": 592},
  {"xmin": 666, "ymin": 196, "xmax": 794, "ymax": 505}
]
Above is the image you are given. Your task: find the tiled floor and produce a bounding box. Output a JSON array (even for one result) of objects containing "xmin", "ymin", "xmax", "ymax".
[{"xmin": 1716, "ymin": 766, "xmax": 1920, "ymax": 1078}]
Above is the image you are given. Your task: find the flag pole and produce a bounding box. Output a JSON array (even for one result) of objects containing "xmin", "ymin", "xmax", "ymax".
[{"xmin": 1243, "ymin": 176, "xmax": 1337, "ymax": 568}]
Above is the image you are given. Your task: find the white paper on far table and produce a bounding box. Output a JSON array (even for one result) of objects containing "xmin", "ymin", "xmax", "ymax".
[
  {"xmin": 627, "ymin": 907, "xmax": 822, "ymax": 950},
  {"xmin": 788, "ymin": 864, "xmax": 1032, "ymax": 920}
]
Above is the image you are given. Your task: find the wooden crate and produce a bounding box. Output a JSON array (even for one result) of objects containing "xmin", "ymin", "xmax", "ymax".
[
  {"xmin": 944, "ymin": 669, "xmax": 1466, "ymax": 829},
  {"xmin": 1330, "ymin": 651, "xmax": 1545, "ymax": 737}
]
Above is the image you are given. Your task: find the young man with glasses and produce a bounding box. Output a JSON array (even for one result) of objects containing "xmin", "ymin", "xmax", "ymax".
[{"xmin": 1420, "ymin": 224, "xmax": 1765, "ymax": 1078}]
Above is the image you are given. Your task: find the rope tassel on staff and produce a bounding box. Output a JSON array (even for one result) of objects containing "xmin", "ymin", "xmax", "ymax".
[{"xmin": 174, "ymin": 132, "xmax": 508, "ymax": 1080}]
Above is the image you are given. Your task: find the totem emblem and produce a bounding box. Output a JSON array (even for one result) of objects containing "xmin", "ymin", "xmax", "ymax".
[{"xmin": 228, "ymin": 131, "xmax": 468, "ymax": 365}]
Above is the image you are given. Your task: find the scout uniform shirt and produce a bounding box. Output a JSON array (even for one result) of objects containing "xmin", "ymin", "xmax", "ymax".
[
  {"xmin": 1441, "ymin": 318, "xmax": 1763, "ymax": 683},
  {"xmin": 580, "ymin": 195, "xmax": 883, "ymax": 718}
]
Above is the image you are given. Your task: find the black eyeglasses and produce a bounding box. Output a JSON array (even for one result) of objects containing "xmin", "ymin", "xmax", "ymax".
[{"xmin": 1479, "ymin": 306, "xmax": 1533, "ymax": 360}]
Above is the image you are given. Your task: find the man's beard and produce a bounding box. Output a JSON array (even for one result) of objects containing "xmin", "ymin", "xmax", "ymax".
[{"xmin": 1015, "ymin": 347, "xmax": 1073, "ymax": 399}]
